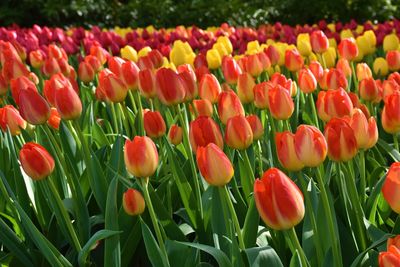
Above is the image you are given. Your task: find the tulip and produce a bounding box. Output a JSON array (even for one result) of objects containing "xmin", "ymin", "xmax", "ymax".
[
  {"xmin": 78, "ymin": 61, "xmax": 95, "ymax": 83},
  {"xmin": 275, "ymin": 131, "xmax": 304, "ymax": 171},
  {"xmin": 383, "ymin": 33, "xmax": 400, "ymax": 52},
  {"xmin": 356, "ymin": 63, "xmax": 372, "ymax": 81},
  {"xmin": 338, "ymin": 38, "xmax": 358, "ymax": 61},
  {"xmin": 177, "ymin": 64, "xmax": 197, "ymax": 101},
  {"xmin": 47, "ymin": 107, "xmax": 61, "ymax": 130},
  {"xmin": 297, "ymin": 33, "xmax": 312, "ymax": 56},
  {"xmin": 54, "ymin": 82, "xmax": 82, "ymax": 120},
  {"xmin": 143, "ymin": 110, "xmax": 166, "ymax": 139},
  {"xmin": 122, "ymin": 188, "xmax": 145, "ymax": 216},
  {"xmin": 359, "ymin": 78, "xmax": 380, "ymax": 102},
  {"xmin": 2, "ymin": 58, "xmax": 29, "ymax": 82},
  {"xmin": 225, "ymin": 115, "xmax": 253, "ymax": 150},
  {"xmin": 237, "ymin": 72, "xmax": 255, "ymax": 103},
  {"xmin": 168, "ymin": 124, "xmax": 183, "ymax": 145},
  {"xmin": 285, "ymin": 48, "xmax": 303, "ymax": 72},
  {"xmin": 206, "ymin": 49, "xmax": 222, "ymax": 69},
  {"xmin": 268, "ymin": 85, "xmax": 294, "ymax": 120},
  {"xmin": 199, "ymin": 73, "xmax": 221, "ymax": 104},
  {"xmin": 382, "ymin": 92, "xmax": 400, "ymax": 134},
  {"xmin": 155, "ymin": 67, "xmax": 186, "ymax": 105},
  {"xmin": 294, "ymin": 125, "xmax": 327, "ymax": 167},
  {"xmin": 124, "ymin": 136, "xmax": 158, "ymax": 178},
  {"xmin": 298, "ymin": 68, "xmax": 317, "ymax": 93},
  {"xmin": 192, "ymin": 99, "xmax": 213, "ymax": 117},
  {"xmin": 336, "ymin": 58, "xmax": 352, "ymax": 78},
  {"xmin": 120, "ymin": 45, "xmax": 138, "ymax": 62},
  {"xmin": 309, "ymin": 61, "xmax": 324, "ymax": 82},
  {"xmin": 42, "ymin": 57, "xmax": 61, "ymax": 77},
  {"xmin": 318, "ymin": 69, "xmax": 329, "ymax": 90},
  {"xmin": 217, "ymin": 90, "xmax": 245, "ymax": 124},
  {"xmin": 266, "ymin": 45, "xmax": 280, "ymax": 65},
  {"xmin": 379, "ymin": 245, "xmax": 400, "ymax": 267},
  {"xmin": 386, "ymin": 50, "xmax": 400, "ymax": 71},
  {"xmin": 344, "ymin": 108, "xmax": 378, "ymax": 149},
  {"xmin": 326, "ymin": 68, "xmax": 348, "ymax": 90},
  {"xmin": 257, "ymin": 52, "xmax": 271, "ymax": 71},
  {"xmin": 246, "ymin": 54, "xmax": 263, "ymax": 77},
  {"xmin": 310, "ymin": 30, "xmax": 329, "ymax": 53},
  {"xmin": 316, "ymin": 88, "xmax": 353, "ymax": 122},
  {"xmin": 189, "ymin": 116, "xmax": 224, "ymax": 152},
  {"xmin": 196, "ymin": 143, "xmax": 234, "ymax": 186},
  {"xmin": 0, "ymin": 105, "xmax": 26, "ymax": 135},
  {"xmin": 10, "ymin": 76, "xmax": 38, "ymax": 106},
  {"xmin": 253, "ymin": 82, "xmax": 271, "ymax": 109},
  {"xmin": 19, "ymin": 142, "xmax": 55, "ymax": 180},
  {"xmin": 222, "ymin": 56, "xmax": 242, "ymax": 84},
  {"xmin": 373, "ymin": 57, "xmax": 389, "ymax": 76},
  {"xmin": 84, "ymin": 55, "xmax": 102, "ymax": 72},
  {"xmin": 388, "ymin": 235, "xmax": 400, "ymax": 249},
  {"xmin": 138, "ymin": 69, "xmax": 156, "ymax": 98},
  {"xmin": 99, "ymin": 69, "xmax": 128, "ymax": 103},
  {"xmin": 382, "ymin": 162, "xmax": 400, "ymax": 213},
  {"xmin": 121, "ymin": 61, "xmax": 140, "ymax": 90},
  {"xmin": 383, "ymin": 80, "xmax": 400, "ymax": 102},
  {"xmin": 90, "ymin": 45, "xmax": 108, "ymax": 65},
  {"xmin": 18, "ymin": 89, "xmax": 50, "ymax": 125},
  {"xmin": 246, "ymin": 115, "xmax": 264, "ymax": 140},
  {"xmin": 29, "ymin": 50, "xmax": 45, "ymax": 69},
  {"xmin": 322, "ymin": 47, "xmax": 337, "ymax": 68},
  {"xmin": 254, "ymin": 168, "xmax": 305, "ymax": 230}
]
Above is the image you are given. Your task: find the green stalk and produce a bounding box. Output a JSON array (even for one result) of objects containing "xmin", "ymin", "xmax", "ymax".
[
  {"xmin": 286, "ymin": 227, "xmax": 309, "ymax": 267},
  {"xmin": 308, "ymin": 93, "xmax": 320, "ymax": 129},
  {"xmin": 133, "ymin": 90, "xmax": 144, "ymax": 136},
  {"xmin": 221, "ymin": 186, "xmax": 245, "ymax": 250},
  {"xmin": 315, "ymin": 167, "xmax": 343, "ymax": 267},
  {"xmin": 256, "ymin": 140, "xmax": 264, "ymax": 177},
  {"xmin": 239, "ymin": 149, "xmax": 255, "ymax": 201},
  {"xmin": 350, "ymin": 61, "xmax": 358, "ymax": 92},
  {"xmin": 394, "ymin": 134, "xmax": 399, "ymax": 151},
  {"xmin": 359, "ymin": 150, "xmax": 366, "ymax": 204},
  {"xmin": 128, "ymin": 90, "xmax": 138, "ymax": 114},
  {"xmin": 110, "ymin": 103, "xmax": 119, "ymax": 134}
]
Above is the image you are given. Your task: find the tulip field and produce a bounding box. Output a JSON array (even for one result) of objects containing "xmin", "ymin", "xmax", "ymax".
[{"xmin": 2, "ymin": 20, "xmax": 400, "ymax": 267}]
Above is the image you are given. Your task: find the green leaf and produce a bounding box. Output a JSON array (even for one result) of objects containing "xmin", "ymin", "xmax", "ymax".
[
  {"xmin": 377, "ymin": 139, "xmax": 400, "ymax": 162},
  {"xmin": 78, "ymin": 229, "xmax": 122, "ymax": 266},
  {"xmin": 242, "ymin": 197, "xmax": 259, "ymax": 248},
  {"xmin": 141, "ymin": 220, "xmax": 170, "ymax": 267},
  {"xmin": 289, "ymin": 250, "xmax": 302, "ymax": 267},
  {"xmin": 350, "ymin": 234, "xmax": 392, "ymax": 267},
  {"xmin": 245, "ymin": 246, "xmax": 284, "ymax": 267}
]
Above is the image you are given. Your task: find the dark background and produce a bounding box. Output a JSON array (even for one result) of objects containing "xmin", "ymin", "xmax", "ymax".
[{"xmin": 0, "ymin": 0, "xmax": 398, "ymax": 28}]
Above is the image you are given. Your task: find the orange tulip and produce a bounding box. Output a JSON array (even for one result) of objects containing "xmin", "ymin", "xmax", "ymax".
[
  {"xmin": 29, "ymin": 50, "xmax": 45, "ymax": 69},
  {"xmin": 382, "ymin": 162, "xmax": 400, "ymax": 213},
  {"xmin": 168, "ymin": 124, "xmax": 183, "ymax": 145},
  {"xmin": 246, "ymin": 54, "xmax": 263, "ymax": 77},
  {"xmin": 386, "ymin": 50, "xmax": 400, "ymax": 71},
  {"xmin": 298, "ymin": 68, "xmax": 317, "ymax": 93},
  {"xmin": 217, "ymin": 90, "xmax": 245, "ymax": 124},
  {"xmin": 237, "ymin": 72, "xmax": 255, "ymax": 103},
  {"xmin": 143, "ymin": 110, "xmax": 166, "ymax": 139},
  {"xmin": 268, "ymin": 85, "xmax": 294, "ymax": 120},
  {"xmin": 124, "ymin": 136, "xmax": 158, "ymax": 178},
  {"xmin": 225, "ymin": 115, "xmax": 253, "ymax": 150},
  {"xmin": 192, "ymin": 99, "xmax": 213, "ymax": 117},
  {"xmin": 121, "ymin": 61, "xmax": 140, "ymax": 90},
  {"xmin": 344, "ymin": 108, "xmax": 378, "ymax": 149},
  {"xmin": 294, "ymin": 125, "xmax": 327, "ymax": 167},
  {"xmin": 84, "ymin": 55, "xmax": 102, "ymax": 72},
  {"xmin": 326, "ymin": 68, "xmax": 348, "ymax": 90},
  {"xmin": 359, "ymin": 78, "xmax": 380, "ymax": 102},
  {"xmin": 338, "ymin": 38, "xmax": 359, "ymax": 61},
  {"xmin": 310, "ymin": 30, "xmax": 329, "ymax": 53},
  {"xmin": 90, "ymin": 45, "xmax": 109, "ymax": 65},
  {"xmin": 382, "ymin": 92, "xmax": 400, "ymax": 134},
  {"xmin": 254, "ymin": 168, "xmax": 305, "ymax": 230},
  {"xmin": 356, "ymin": 63, "xmax": 373, "ymax": 81},
  {"xmin": 99, "ymin": 69, "xmax": 128, "ymax": 103},
  {"xmin": 18, "ymin": 89, "xmax": 50, "ymax": 125},
  {"xmin": 177, "ymin": 64, "xmax": 197, "ymax": 101},
  {"xmin": 246, "ymin": 115, "xmax": 264, "ymax": 140},
  {"xmin": 78, "ymin": 61, "xmax": 95, "ymax": 83},
  {"xmin": 316, "ymin": 88, "xmax": 353, "ymax": 122},
  {"xmin": 122, "ymin": 188, "xmax": 145, "ymax": 216},
  {"xmin": 275, "ymin": 131, "xmax": 304, "ymax": 171},
  {"xmin": 253, "ymin": 82, "xmax": 272, "ymax": 109},
  {"xmin": 199, "ymin": 73, "xmax": 221, "ymax": 104},
  {"xmin": 336, "ymin": 58, "xmax": 352, "ymax": 78},
  {"xmin": 266, "ymin": 45, "xmax": 280, "ymax": 65},
  {"xmin": 285, "ymin": 48, "xmax": 303, "ymax": 72},
  {"xmin": 138, "ymin": 69, "xmax": 156, "ymax": 98},
  {"xmin": 10, "ymin": 76, "xmax": 38, "ymax": 106},
  {"xmin": 222, "ymin": 56, "xmax": 242, "ymax": 84},
  {"xmin": 47, "ymin": 107, "xmax": 61, "ymax": 130},
  {"xmin": 196, "ymin": 143, "xmax": 234, "ymax": 186},
  {"xmin": 54, "ymin": 81, "xmax": 82, "ymax": 120},
  {"xmin": 0, "ymin": 105, "xmax": 26, "ymax": 135},
  {"xmin": 2, "ymin": 58, "xmax": 29, "ymax": 82},
  {"xmin": 155, "ymin": 67, "xmax": 186, "ymax": 105},
  {"xmin": 379, "ymin": 245, "xmax": 400, "ymax": 267},
  {"xmin": 19, "ymin": 142, "xmax": 55, "ymax": 180},
  {"xmin": 309, "ymin": 61, "xmax": 324, "ymax": 82},
  {"xmin": 189, "ymin": 116, "xmax": 223, "ymax": 152}
]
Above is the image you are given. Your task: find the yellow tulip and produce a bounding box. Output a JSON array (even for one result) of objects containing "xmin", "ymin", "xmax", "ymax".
[
  {"xmin": 206, "ymin": 49, "xmax": 222, "ymax": 69},
  {"xmin": 275, "ymin": 43, "xmax": 287, "ymax": 66},
  {"xmin": 383, "ymin": 33, "xmax": 400, "ymax": 52},
  {"xmin": 355, "ymin": 25, "xmax": 364, "ymax": 35},
  {"xmin": 213, "ymin": 42, "xmax": 229, "ymax": 58},
  {"xmin": 327, "ymin": 23, "xmax": 336, "ymax": 32},
  {"xmin": 364, "ymin": 30, "xmax": 377, "ymax": 47},
  {"xmin": 373, "ymin": 57, "xmax": 389, "ymax": 76},
  {"xmin": 356, "ymin": 35, "xmax": 370, "ymax": 55},
  {"xmin": 217, "ymin": 36, "xmax": 233, "ymax": 54},
  {"xmin": 138, "ymin": 46, "xmax": 152, "ymax": 58},
  {"xmin": 322, "ymin": 47, "xmax": 336, "ymax": 68},
  {"xmin": 120, "ymin": 45, "xmax": 138, "ymax": 62},
  {"xmin": 329, "ymin": 38, "xmax": 337, "ymax": 48},
  {"xmin": 297, "ymin": 33, "xmax": 312, "ymax": 56},
  {"xmin": 146, "ymin": 25, "xmax": 155, "ymax": 34},
  {"xmin": 308, "ymin": 52, "xmax": 318, "ymax": 62},
  {"xmin": 260, "ymin": 44, "xmax": 268, "ymax": 51},
  {"xmin": 266, "ymin": 39, "xmax": 275, "ymax": 45},
  {"xmin": 340, "ymin": 29, "xmax": 354, "ymax": 39},
  {"xmin": 247, "ymin": 40, "xmax": 261, "ymax": 54}
]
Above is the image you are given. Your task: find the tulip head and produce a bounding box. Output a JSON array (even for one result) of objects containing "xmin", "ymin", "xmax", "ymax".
[
  {"xmin": 19, "ymin": 142, "xmax": 55, "ymax": 180},
  {"xmin": 217, "ymin": 90, "xmax": 245, "ymax": 124},
  {"xmin": 19, "ymin": 89, "xmax": 51, "ymax": 125},
  {"xmin": 294, "ymin": 125, "xmax": 327, "ymax": 167},
  {"xmin": 298, "ymin": 68, "xmax": 317, "ymax": 94},
  {"xmin": 338, "ymin": 38, "xmax": 359, "ymax": 61},
  {"xmin": 168, "ymin": 124, "xmax": 183, "ymax": 146},
  {"xmin": 382, "ymin": 162, "xmax": 400, "ymax": 214},
  {"xmin": 268, "ymin": 85, "xmax": 294, "ymax": 120},
  {"xmin": 155, "ymin": 67, "xmax": 186, "ymax": 105},
  {"xmin": 285, "ymin": 48, "xmax": 304, "ymax": 72},
  {"xmin": 0, "ymin": 105, "xmax": 26, "ymax": 135},
  {"xmin": 124, "ymin": 136, "xmax": 158, "ymax": 178},
  {"xmin": 189, "ymin": 116, "xmax": 224, "ymax": 153},
  {"xmin": 225, "ymin": 115, "xmax": 253, "ymax": 150},
  {"xmin": 143, "ymin": 110, "xmax": 166, "ymax": 139},
  {"xmin": 275, "ymin": 131, "xmax": 304, "ymax": 171},
  {"xmin": 246, "ymin": 115, "xmax": 264, "ymax": 140},
  {"xmin": 122, "ymin": 188, "xmax": 145, "ymax": 216},
  {"xmin": 310, "ymin": 30, "xmax": 329, "ymax": 54},
  {"xmin": 199, "ymin": 74, "xmax": 221, "ymax": 104},
  {"xmin": 237, "ymin": 72, "xmax": 255, "ymax": 103}
]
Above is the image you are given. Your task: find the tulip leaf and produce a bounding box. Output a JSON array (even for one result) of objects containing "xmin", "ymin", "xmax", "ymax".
[
  {"xmin": 350, "ymin": 233, "xmax": 392, "ymax": 267},
  {"xmin": 93, "ymin": 122, "xmax": 111, "ymax": 147},
  {"xmin": 120, "ymin": 218, "xmax": 142, "ymax": 267},
  {"xmin": 141, "ymin": 219, "xmax": 170, "ymax": 267},
  {"xmin": 242, "ymin": 196, "xmax": 260, "ymax": 248},
  {"xmin": 244, "ymin": 246, "xmax": 284, "ymax": 267},
  {"xmin": 377, "ymin": 139, "xmax": 400, "ymax": 162},
  {"xmin": 165, "ymin": 240, "xmax": 199, "ymax": 267}
]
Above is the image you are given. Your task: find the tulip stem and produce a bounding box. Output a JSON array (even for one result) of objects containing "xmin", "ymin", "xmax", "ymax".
[
  {"xmin": 240, "ymin": 149, "xmax": 255, "ymax": 201},
  {"xmin": 128, "ymin": 90, "xmax": 137, "ymax": 114},
  {"xmin": 176, "ymin": 104, "xmax": 204, "ymax": 220},
  {"xmin": 308, "ymin": 93, "xmax": 320, "ymax": 129},
  {"xmin": 139, "ymin": 177, "xmax": 168, "ymax": 259},
  {"xmin": 351, "ymin": 61, "xmax": 358, "ymax": 92},
  {"xmin": 394, "ymin": 134, "xmax": 399, "ymax": 151},
  {"xmin": 286, "ymin": 227, "xmax": 309, "ymax": 267},
  {"xmin": 133, "ymin": 90, "xmax": 144, "ymax": 136},
  {"xmin": 256, "ymin": 140, "xmax": 264, "ymax": 177},
  {"xmin": 315, "ymin": 167, "xmax": 343, "ymax": 267},
  {"xmin": 221, "ymin": 185, "xmax": 245, "ymax": 250},
  {"xmin": 110, "ymin": 103, "xmax": 119, "ymax": 134},
  {"xmin": 359, "ymin": 150, "xmax": 366, "ymax": 204}
]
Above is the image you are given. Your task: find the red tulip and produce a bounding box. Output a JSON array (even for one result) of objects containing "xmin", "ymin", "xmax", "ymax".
[
  {"xmin": 99, "ymin": 69, "xmax": 128, "ymax": 103},
  {"xmin": 192, "ymin": 99, "xmax": 213, "ymax": 117},
  {"xmin": 189, "ymin": 116, "xmax": 223, "ymax": 152},
  {"xmin": 121, "ymin": 61, "xmax": 140, "ymax": 90},
  {"xmin": 225, "ymin": 115, "xmax": 253, "ymax": 150},
  {"xmin": 155, "ymin": 67, "xmax": 186, "ymax": 105},
  {"xmin": 310, "ymin": 30, "xmax": 329, "ymax": 53},
  {"xmin": 10, "ymin": 76, "xmax": 38, "ymax": 106},
  {"xmin": 124, "ymin": 136, "xmax": 158, "ymax": 178},
  {"xmin": 29, "ymin": 50, "xmax": 45, "ymax": 69},
  {"xmin": 336, "ymin": 58, "xmax": 352, "ymax": 78},
  {"xmin": 254, "ymin": 82, "xmax": 272, "ymax": 109},
  {"xmin": 222, "ymin": 56, "xmax": 242, "ymax": 84},
  {"xmin": 268, "ymin": 85, "xmax": 294, "ymax": 120},
  {"xmin": 122, "ymin": 188, "xmax": 145, "ymax": 216},
  {"xmin": 275, "ymin": 131, "xmax": 304, "ymax": 171},
  {"xmin": 54, "ymin": 81, "xmax": 82, "ymax": 120},
  {"xmin": 199, "ymin": 73, "xmax": 221, "ymax": 104},
  {"xmin": 382, "ymin": 162, "xmax": 400, "ymax": 214},
  {"xmin": 47, "ymin": 107, "xmax": 61, "ymax": 130},
  {"xmin": 237, "ymin": 72, "xmax": 255, "ymax": 103},
  {"xmin": 78, "ymin": 61, "xmax": 95, "ymax": 83},
  {"xmin": 246, "ymin": 54, "xmax": 263, "ymax": 77},
  {"xmin": 217, "ymin": 90, "xmax": 245, "ymax": 124},
  {"xmin": 298, "ymin": 68, "xmax": 317, "ymax": 93},
  {"xmin": 294, "ymin": 125, "xmax": 327, "ymax": 167},
  {"xmin": 143, "ymin": 110, "xmax": 166, "ymax": 139},
  {"xmin": 344, "ymin": 108, "xmax": 378, "ymax": 149},
  {"xmin": 177, "ymin": 64, "xmax": 197, "ymax": 101},
  {"xmin": 309, "ymin": 61, "xmax": 324, "ymax": 82},
  {"xmin": 382, "ymin": 92, "xmax": 400, "ymax": 134},
  {"xmin": 316, "ymin": 88, "xmax": 353, "ymax": 122},
  {"xmin": 326, "ymin": 68, "xmax": 348, "ymax": 90},
  {"xmin": 379, "ymin": 245, "xmax": 400, "ymax": 267},
  {"xmin": 246, "ymin": 115, "xmax": 264, "ymax": 140},
  {"xmin": 19, "ymin": 142, "xmax": 55, "ymax": 180},
  {"xmin": 168, "ymin": 124, "xmax": 183, "ymax": 145},
  {"xmin": 338, "ymin": 38, "xmax": 358, "ymax": 61},
  {"xmin": 19, "ymin": 89, "xmax": 50, "ymax": 125},
  {"xmin": 138, "ymin": 69, "xmax": 156, "ymax": 98},
  {"xmin": 266, "ymin": 45, "xmax": 280, "ymax": 65},
  {"xmin": 285, "ymin": 49, "xmax": 303, "ymax": 72},
  {"xmin": 359, "ymin": 78, "xmax": 380, "ymax": 102},
  {"xmin": 386, "ymin": 50, "xmax": 400, "ymax": 71},
  {"xmin": 0, "ymin": 105, "xmax": 26, "ymax": 135}
]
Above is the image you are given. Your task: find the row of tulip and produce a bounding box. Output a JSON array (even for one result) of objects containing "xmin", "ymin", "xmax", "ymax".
[{"xmin": 0, "ymin": 22, "xmax": 400, "ymax": 267}]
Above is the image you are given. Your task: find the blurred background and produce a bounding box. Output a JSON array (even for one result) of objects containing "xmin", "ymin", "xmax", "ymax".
[{"xmin": 0, "ymin": 0, "xmax": 399, "ymax": 28}]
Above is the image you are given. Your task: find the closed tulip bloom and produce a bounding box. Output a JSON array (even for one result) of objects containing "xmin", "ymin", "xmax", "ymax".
[
  {"xmin": 196, "ymin": 143, "xmax": 234, "ymax": 186},
  {"xmin": 206, "ymin": 49, "xmax": 222, "ymax": 70},
  {"xmin": 54, "ymin": 83, "xmax": 82, "ymax": 120},
  {"xmin": 19, "ymin": 89, "xmax": 50, "ymax": 125},
  {"xmin": 276, "ymin": 131, "xmax": 304, "ymax": 171},
  {"xmin": 310, "ymin": 30, "xmax": 329, "ymax": 53},
  {"xmin": 29, "ymin": 50, "xmax": 45, "ymax": 69},
  {"xmin": 294, "ymin": 125, "xmax": 327, "ymax": 167},
  {"xmin": 177, "ymin": 64, "xmax": 197, "ymax": 101},
  {"xmin": 266, "ymin": 45, "xmax": 280, "ymax": 65},
  {"xmin": 84, "ymin": 55, "xmax": 102, "ymax": 72},
  {"xmin": 0, "ymin": 105, "xmax": 26, "ymax": 135},
  {"xmin": 189, "ymin": 116, "xmax": 224, "ymax": 152},
  {"xmin": 246, "ymin": 115, "xmax": 264, "ymax": 140},
  {"xmin": 120, "ymin": 45, "xmax": 138, "ymax": 62},
  {"xmin": 225, "ymin": 115, "xmax": 253, "ymax": 150},
  {"xmin": 90, "ymin": 45, "xmax": 109, "ymax": 65},
  {"xmin": 257, "ymin": 51, "xmax": 271, "ymax": 70},
  {"xmin": 338, "ymin": 38, "xmax": 359, "ymax": 61},
  {"xmin": 168, "ymin": 124, "xmax": 183, "ymax": 145},
  {"xmin": 318, "ymin": 69, "xmax": 329, "ymax": 90},
  {"xmin": 78, "ymin": 61, "xmax": 95, "ymax": 83},
  {"xmin": 138, "ymin": 69, "xmax": 156, "ymax": 98},
  {"xmin": 324, "ymin": 118, "xmax": 358, "ymax": 162},
  {"xmin": 42, "ymin": 57, "xmax": 61, "ymax": 77},
  {"xmin": 298, "ymin": 68, "xmax": 317, "ymax": 93},
  {"xmin": 143, "ymin": 110, "xmax": 166, "ymax": 138},
  {"xmin": 386, "ymin": 50, "xmax": 400, "ymax": 71},
  {"xmin": 309, "ymin": 61, "xmax": 324, "ymax": 82},
  {"xmin": 326, "ymin": 68, "xmax": 348, "ymax": 90},
  {"xmin": 297, "ymin": 33, "xmax": 312, "ymax": 56},
  {"xmin": 285, "ymin": 48, "xmax": 304, "ymax": 72},
  {"xmin": 47, "ymin": 107, "xmax": 61, "ymax": 130},
  {"xmin": 382, "ymin": 162, "xmax": 400, "ymax": 214},
  {"xmin": 344, "ymin": 108, "xmax": 378, "ymax": 149},
  {"xmin": 254, "ymin": 82, "xmax": 271, "ymax": 109},
  {"xmin": 382, "ymin": 92, "xmax": 400, "ymax": 134},
  {"xmin": 19, "ymin": 142, "xmax": 55, "ymax": 180},
  {"xmin": 99, "ymin": 69, "xmax": 128, "ymax": 103},
  {"xmin": 317, "ymin": 88, "xmax": 353, "ymax": 122},
  {"xmin": 2, "ymin": 58, "xmax": 29, "ymax": 82},
  {"xmin": 217, "ymin": 90, "xmax": 245, "ymax": 124},
  {"xmin": 356, "ymin": 63, "xmax": 372, "ymax": 81},
  {"xmin": 108, "ymin": 57, "xmax": 126, "ymax": 76},
  {"xmin": 237, "ymin": 72, "xmax": 255, "ymax": 103},
  {"xmin": 192, "ymin": 99, "xmax": 213, "ymax": 117},
  {"xmin": 383, "ymin": 33, "xmax": 400, "ymax": 52},
  {"xmin": 336, "ymin": 58, "xmax": 352, "ymax": 78},
  {"xmin": 379, "ymin": 245, "xmax": 400, "ymax": 267},
  {"xmin": 122, "ymin": 188, "xmax": 145, "ymax": 216},
  {"xmin": 222, "ymin": 56, "xmax": 242, "ymax": 84},
  {"xmin": 359, "ymin": 78, "xmax": 380, "ymax": 102},
  {"xmin": 199, "ymin": 73, "xmax": 221, "ymax": 104},
  {"xmin": 268, "ymin": 85, "xmax": 294, "ymax": 120},
  {"xmin": 246, "ymin": 54, "xmax": 263, "ymax": 77},
  {"xmin": 124, "ymin": 136, "xmax": 158, "ymax": 178},
  {"xmin": 10, "ymin": 76, "xmax": 38, "ymax": 106},
  {"xmin": 254, "ymin": 168, "xmax": 305, "ymax": 230},
  {"xmin": 383, "ymin": 80, "xmax": 400, "ymax": 102},
  {"xmin": 373, "ymin": 57, "xmax": 389, "ymax": 76},
  {"xmin": 121, "ymin": 61, "xmax": 140, "ymax": 90},
  {"xmin": 155, "ymin": 67, "xmax": 186, "ymax": 105}
]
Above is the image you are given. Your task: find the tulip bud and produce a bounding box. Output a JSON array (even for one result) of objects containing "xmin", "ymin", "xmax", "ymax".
[
  {"xmin": 206, "ymin": 49, "xmax": 222, "ymax": 69},
  {"xmin": 386, "ymin": 50, "xmax": 400, "ymax": 72},
  {"xmin": 373, "ymin": 57, "xmax": 389, "ymax": 76},
  {"xmin": 266, "ymin": 45, "xmax": 280, "ymax": 65},
  {"xmin": 253, "ymin": 82, "xmax": 271, "ymax": 109},
  {"xmin": 382, "ymin": 162, "xmax": 400, "ymax": 214},
  {"xmin": 309, "ymin": 61, "xmax": 324, "ymax": 82},
  {"xmin": 121, "ymin": 61, "xmax": 140, "ymax": 90},
  {"xmin": 258, "ymin": 51, "xmax": 271, "ymax": 71},
  {"xmin": 338, "ymin": 38, "xmax": 359, "ymax": 61},
  {"xmin": 155, "ymin": 68, "xmax": 186, "ymax": 105},
  {"xmin": 298, "ymin": 68, "xmax": 317, "ymax": 93},
  {"xmin": 121, "ymin": 45, "xmax": 138, "ymax": 62},
  {"xmin": 19, "ymin": 142, "xmax": 55, "ymax": 180},
  {"xmin": 192, "ymin": 99, "xmax": 213, "ymax": 117},
  {"xmin": 217, "ymin": 90, "xmax": 245, "ymax": 124},
  {"xmin": 316, "ymin": 88, "xmax": 353, "ymax": 122},
  {"xmin": 294, "ymin": 125, "xmax": 327, "ymax": 167},
  {"xmin": 297, "ymin": 33, "xmax": 312, "ymax": 56},
  {"xmin": 124, "ymin": 136, "xmax": 158, "ymax": 178},
  {"xmin": 344, "ymin": 108, "xmax": 378, "ymax": 149},
  {"xmin": 138, "ymin": 69, "xmax": 156, "ymax": 98},
  {"xmin": 336, "ymin": 58, "xmax": 352, "ymax": 78},
  {"xmin": 237, "ymin": 72, "xmax": 255, "ymax": 103},
  {"xmin": 90, "ymin": 45, "xmax": 109, "ymax": 65},
  {"xmin": 254, "ymin": 168, "xmax": 305, "ymax": 230},
  {"xmin": 318, "ymin": 69, "xmax": 329, "ymax": 90},
  {"xmin": 78, "ymin": 61, "xmax": 95, "ymax": 83},
  {"xmin": 382, "ymin": 92, "xmax": 400, "ymax": 134},
  {"xmin": 84, "ymin": 55, "xmax": 102, "ymax": 72},
  {"xmin": 222, "ymin": 56, "xmax": 242, "ymax": 84},
  {"xmin": 54, "ymin": 83, "xmax": 82, "ymax": 120},
  {"xmin": 310, "ymin": 30, "xmax": 329, "ymax": 54},
  {"xmin": 276, "ymin": 131, "xmax": 304, "ymax": 171},
  {"xmin": 19, "ymin": 89, "xmax": 50, "ymax": 125},
  {"xmin": 379, "ymin": 245, "xmax": 400, "ymax": 267},
  {"xmin": 99, "ymin": 69, "xmax": 128, "ymax": 103},
  {"xmin": 177, "ymin": 64, "xmax": 197, "ymax": 101},
  {"xmin": 268, "ymin": 85, "xmax": 294, "ymax": 120},
  {"xmin": 356, "ymin": 63, "xmax": 372, "ymax": 81},
  {"xmin": 47, "ymin": 107, "xmax": 61, "ymax": 130},
  {"xmin": 383, "ymin": 34, "xmax": 400, "ymax": 52},
  {"xmin": 246, "ymin": 54, "xmax": 263, "ymax": 77},
  {"xmin": 196, "ymin": 143, "xmax": 234, "ymax": 186},
  {"xmin": 2, "ymin": 58, "xmax": 29, "ymax": 82},
  {"xmin": 10, "ymin": 76, "xmax": 38, "ymax": 106},
  {"xmin": 29, "ymin": 50, "xmax": 45, "ymax": 69},
  {"xmin": 0, "ymin": 105, "xmax": 26, "ymax": 135},
  {"xmin": 326, "ymin": 68, "xmax": 348, "ymax": 90},
  {"xmin": 168, "ymin": 124, "xmax": 183, "ymax": 145},
  {"xmin": 225, "ymin": 115, "xmax": 253, "ymax": 150},
  {"xmin": 199, "ymin": 74, "xmax": 221, "ymax": 104},
  {"xmin": 359, "ymin": 78, "xmax": 379, "ymax": 102},
  {"xmin": 285, "ymin": 48, "xmax": 304, "ymax": 72},
  {"xmin": 189, "ymin": 116, "xmax": 224, "ymax": 152},
  {"xmin": 143, "ymin": 110, "xmax": 166, "ymax": 139},
  {"xmin": 122, "ymin": 188, "xmax": 145, "ymax": 216},
  {"xmin": 246, "ymin": 115, "xmax": 264, "ymax": 140}
]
